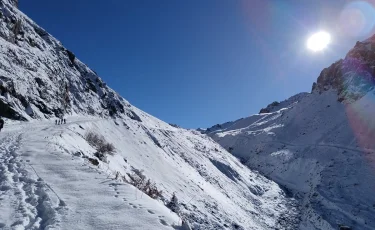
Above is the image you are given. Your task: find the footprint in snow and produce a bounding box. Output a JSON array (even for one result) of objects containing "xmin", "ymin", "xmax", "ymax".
[
  {"xmin": 147, "ymin": 210, "xmax": 155, "ymax": 214},
  {"xmin": 59, "ymin": 200, "xmax": 66, "ymax": 207},
  {"xmin": 11, "ymin": 220, "xmax": 23, "ymax": 227},
  {"xmin": 159, "ymin": 219, "xmax": 169, "ymax": 226}
]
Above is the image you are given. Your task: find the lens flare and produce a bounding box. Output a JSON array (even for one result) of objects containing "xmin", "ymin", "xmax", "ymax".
[{"xmin": 339, "ymin": 1, "xmax": 375, "ymax": 37}]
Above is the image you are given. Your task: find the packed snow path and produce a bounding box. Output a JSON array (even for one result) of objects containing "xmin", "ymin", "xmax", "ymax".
[
  {"xmin": 0, "ymin": 119, "xmax": 179, "ymax": 230},
  {"xmin": 0, "ymin": 130, "xmax": 56, "ymax": 229}
]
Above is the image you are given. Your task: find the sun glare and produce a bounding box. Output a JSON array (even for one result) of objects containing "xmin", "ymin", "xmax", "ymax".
[{"xmin": 307, "ymin": 31, "xmax": 331, "ymax": 52}]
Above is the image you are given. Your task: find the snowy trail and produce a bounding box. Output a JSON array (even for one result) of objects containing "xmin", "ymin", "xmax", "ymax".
[
  {"xmin": 0, "ymin": 128, "xmax": 58, "ymax": 229},
  {"xmin": 0, "ymin": 119, "xmax": 180, "ymax": 230}
]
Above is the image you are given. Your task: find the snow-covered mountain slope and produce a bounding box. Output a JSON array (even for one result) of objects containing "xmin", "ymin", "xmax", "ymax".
[
  {"xmin": 0, "ymin": 116, "xmax": 299, "ymax": 230},
  {"xmin": 0, "ymin": 1, "xmax": 301, "ymax": 229},
  {"xmin": 0, "ymin": 118, "xmax": 180, "ymax": 230},
  {"xmin": 0, "ymin": 0, "xmax": 133, "ymax": 121},
  {"xmin": 205, "ymin": 37, "xmax": 375, "ymax": 230}
]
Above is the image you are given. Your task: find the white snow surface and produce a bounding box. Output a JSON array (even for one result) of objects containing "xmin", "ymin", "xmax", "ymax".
[
  {"xmin": 207, "ymin": 90, "xmax": 375, "ymax": 230},
  {"xmin": 0, "ymin": 116, "xmax": 299, "ymax": 230}
]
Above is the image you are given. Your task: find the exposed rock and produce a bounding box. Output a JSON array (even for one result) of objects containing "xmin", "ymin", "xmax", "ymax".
[
  {"xmin": 312, "ymin": 38, "xmax": 375, "ymax": 103},
  {"xmin": 0, "ymin": 100, "xmax": 16, "ymax": 119},
  {"xmin": 66, "ymin": 49, "xmax": 75, "ymax": 64},
  {"xmin": 313, "ymin": 60, "xmax": 343, "ymax": 93},
  {"xmin": 128, "ymin": 110, "xmax": 142, "ymax": 122},
  {"xmin": 259, "ymin": 108, "xmax": 270, "ymax": 114},
  {"xmin": 259, "ymin": 101, "xmax": 279, "ymax": 114},
  {"xmin": 88, "ymin": 158, "xmax": 99, "ymax": 166},
  {"xmin": 169, "ymin": 123, "xmax": 180, "ymax": 128}
]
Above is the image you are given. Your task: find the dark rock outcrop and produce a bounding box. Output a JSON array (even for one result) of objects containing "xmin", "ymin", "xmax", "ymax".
[
  {"xmin": 0, "ymin": 99, "xmax": 24, "ymax": 120},
  {"xmin": 259, "ymin": 108, "xmax": 270, "ymax": 114},
  {"xmin": 259, "ymin": 101, "xmax": 280, "ymax": 114},
  {"xmin": 66, "ymin": 49, "xmax": 75, "ymax": 64},
  {"xmin": 312, "ymin": 38, "xmax": 375, "ymax": 102}
]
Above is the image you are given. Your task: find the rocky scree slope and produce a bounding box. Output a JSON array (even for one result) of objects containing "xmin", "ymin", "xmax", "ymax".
[
  {"xmin": 0, "ymin": 1, "xmax": 300, "ymax": 229},
  {"xmin": 204, "ymin": 36, "xmax": 375, "ymax": 230}
]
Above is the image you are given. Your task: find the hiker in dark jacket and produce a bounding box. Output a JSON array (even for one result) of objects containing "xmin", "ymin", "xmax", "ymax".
[{"xmin": 0, "ymin": 117, "xmax": 4, "ymax": 132}]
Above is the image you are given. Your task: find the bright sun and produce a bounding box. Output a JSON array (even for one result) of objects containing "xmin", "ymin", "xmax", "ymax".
[{"xmin": 307, "ymin": 31, "xmax": 331, "ymax": 52}]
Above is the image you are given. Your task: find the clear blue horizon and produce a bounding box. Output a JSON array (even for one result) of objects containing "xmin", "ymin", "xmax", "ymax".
[{"xmin": 20, "ymin": 0, "xmax": 374, "ymax": 128}]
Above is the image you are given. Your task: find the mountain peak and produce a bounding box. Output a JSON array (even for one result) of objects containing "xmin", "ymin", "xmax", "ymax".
[{"xmin": 312, "ymin": 36, "xmax": 375, "ymax": 103}]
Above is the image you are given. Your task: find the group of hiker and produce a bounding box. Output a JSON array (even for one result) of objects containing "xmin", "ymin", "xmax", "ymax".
[
  {"xmin": 56, "ymin": 118, "xmax": 66, "ymax": 125},
  {"xmin": 0, "ymin": 116, "xmax": 67, "ymax": 132}
]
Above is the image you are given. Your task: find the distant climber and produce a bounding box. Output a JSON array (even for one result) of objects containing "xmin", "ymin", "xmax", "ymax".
[
  {"xmin": 0, "ymin": 117, "xmax": 4, "ymax": 132},
  {"xmin": 58, "ymin": 120, "xmax": 60, "ymax": 125},
  {"xmin": 63, "ymin": 118, "xmax": 66, "ymax": 124},
  {"xmin": 55, "ymin": 120, "xmax": 57, "ymax": 125}
]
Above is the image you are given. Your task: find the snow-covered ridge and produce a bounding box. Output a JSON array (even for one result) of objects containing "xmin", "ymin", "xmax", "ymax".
[
  {"xmin": 204, "ymin": 93, "xmax": 308, "ymax": 135},
  {"xmin": 0, "ymin": 0, "xmax": 133, "ymax": 121},
  {"xmin": 208, "ymin": 90, "xmax": 375, "ymax": 229}
]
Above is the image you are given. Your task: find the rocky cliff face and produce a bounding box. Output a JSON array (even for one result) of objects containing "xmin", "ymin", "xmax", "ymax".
[
  {"xmin": 5, "ymin": 0, "xmax": 17, "ymax": 8},
  {"xmin": 313, "ymin": 37, "xmax": 375, "ymax": 103},
  {"xmin": 0, "ymin": 0, "xmax": 133, "ymax": 120}
]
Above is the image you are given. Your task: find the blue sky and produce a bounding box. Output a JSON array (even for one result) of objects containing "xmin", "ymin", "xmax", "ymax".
[{"xmin": 20, "ymin": 0, "xmax": 375, "ymax": 128}]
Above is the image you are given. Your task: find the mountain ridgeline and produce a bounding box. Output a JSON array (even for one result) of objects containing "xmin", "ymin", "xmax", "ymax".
[
  {"xmin": 204, "ymin": 36, "xmax": 375, "ymax": 229},
  {"xmin": 313, "ymin": 36, "xmax": 375, "ymax": 102},
  {"xmin": 0, "ymin": 0, "xmax": 135, "ymax": 121}
]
